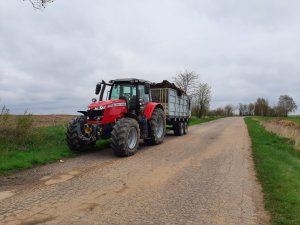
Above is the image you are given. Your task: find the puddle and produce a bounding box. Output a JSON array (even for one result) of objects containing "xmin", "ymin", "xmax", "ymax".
[
  {"xmin": 44, "ymin": 171, "xmax": 79, "ymax": 185},
  {"xmin": 40, "ymin": 175, "xmax": 52, "ymax": 181},
  {"xmin": 0, "ymin": 191, "xmax": 15, "ymax": 200},
  {"xmin": 45, "ymin": 174, "xmax": 74, "ymax": 185},
  {"xmin": 68, "ymin": 170, "xmax": 79, "ymax": 175}
]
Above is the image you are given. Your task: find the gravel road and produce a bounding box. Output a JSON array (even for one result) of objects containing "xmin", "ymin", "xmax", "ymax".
[{"xmin": 0, "ymin": 117, "xmax": 269, "ymax": 225}]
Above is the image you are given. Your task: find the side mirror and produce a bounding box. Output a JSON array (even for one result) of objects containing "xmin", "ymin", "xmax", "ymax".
[
  {"xmin": 145, "ymin": 83, "xmax": 150, "ymax": 94},
  {"xmin": 95, "ymin": 83, "xmax": 101, "ymax": 95}
]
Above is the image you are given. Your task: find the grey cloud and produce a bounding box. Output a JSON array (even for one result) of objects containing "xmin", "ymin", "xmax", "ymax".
[{"xmin": 0, "ymin": 0, "xmax": 299, "ymax": 114}]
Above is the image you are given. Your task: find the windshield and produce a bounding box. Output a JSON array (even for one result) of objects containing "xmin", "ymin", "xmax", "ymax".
[{"xmin": 110, "ymin": 83, "xmax": 137, "ymax": 100}]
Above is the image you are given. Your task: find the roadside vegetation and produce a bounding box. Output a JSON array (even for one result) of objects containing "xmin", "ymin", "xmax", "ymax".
[
  {"xmin": 245, "ymin": 117, "xmax": 300, "ymax": 225},
  {"xmin": 0, "ymin": 106, "xmax": 110, "ymax": 173},
  {"xmin": 189, "ymin": 116, "xmax": 222, "ymax": 126}
]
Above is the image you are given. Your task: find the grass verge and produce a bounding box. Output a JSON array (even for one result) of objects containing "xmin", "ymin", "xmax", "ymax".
[
  {"xmin": 189, "ymin": 116, "xmax": 223, "ymax": 126},
  {"xmin": 244, "ymin": 117, "xmax": 300, "ymax": 225},
  {"xmin": 0, "ymin": 126, "xmax": 110, "ymax": 174}
]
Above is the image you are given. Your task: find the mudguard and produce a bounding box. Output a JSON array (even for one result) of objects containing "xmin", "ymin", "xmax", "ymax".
[{"xmin": 144, "ymin": 102, "xmax": 164, "ymax": 119}]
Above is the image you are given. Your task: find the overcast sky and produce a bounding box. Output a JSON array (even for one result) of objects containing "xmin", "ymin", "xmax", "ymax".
[{"xmin": 0, "ymin": 0, "xmax": 299, "ymax": 114}]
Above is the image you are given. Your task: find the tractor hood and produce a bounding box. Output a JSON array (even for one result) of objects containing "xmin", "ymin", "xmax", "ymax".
[{"xmin": 88, "ymin": 99, "xmax": 126, "ymax": 110}]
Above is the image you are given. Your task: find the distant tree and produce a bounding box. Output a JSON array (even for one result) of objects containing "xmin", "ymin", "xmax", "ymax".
[
  {"xmin": 254, "ymin": 98, "xmax": 269, "ymax": 116},
  {"xmin": 193, "ymin": 83, "xmax": 211, "ymax": 118},
  {"xmin": 277, "ymin": 95, "xmax": 297, "ymax": 117},
  {"xmin": 238, "ymin": 103, "xmax": 248, "ymax": 116},
  {"xmin": 224, "ymin": 104, "xmax": 234, "ymax": 116},
  {"xmin": 248, "ymin": 103, "xmax": 255, "ymax": 116},
  {"xmin": 173, "ymin": 70, "xmax": 199, "ymax": 96},
  {"xmin": 24, "ymin": 0, "xmax": 55, "ymax": 9}
]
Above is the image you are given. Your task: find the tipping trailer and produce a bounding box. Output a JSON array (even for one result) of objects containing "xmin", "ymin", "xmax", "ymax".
[
  {"xmin": 66, "ymin": 78, "xmax": 191, "ymax": 157},
  {"xmin": 151, "ymin": 88, "xmax": 191, "ymax": 135}
]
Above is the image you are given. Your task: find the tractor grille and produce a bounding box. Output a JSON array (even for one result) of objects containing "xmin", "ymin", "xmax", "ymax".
[{"xmin": 87, "ymin": 109, "xmax": 104, "ymax": 121}]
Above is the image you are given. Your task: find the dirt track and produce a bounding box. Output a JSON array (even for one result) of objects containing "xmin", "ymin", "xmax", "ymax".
[{"xmin": 0, "ymin": 117, "xmax": 269, "ymax": 225}]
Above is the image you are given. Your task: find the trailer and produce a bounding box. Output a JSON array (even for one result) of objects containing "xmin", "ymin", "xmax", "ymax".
[{"xmin": 151, "ymin": 88, "xmax": 191, "ymax": 136}]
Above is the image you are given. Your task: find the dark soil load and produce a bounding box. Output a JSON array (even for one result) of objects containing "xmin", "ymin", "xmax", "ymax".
[{"xmin": 150, "ymin": 80, "xmax": 185, "ymax": 96}]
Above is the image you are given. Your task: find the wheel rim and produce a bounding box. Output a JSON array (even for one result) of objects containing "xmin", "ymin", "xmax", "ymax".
[
  {"xmin": 127, "ymin": 127, "xmax": 138, "ymax": 149},
  {"xmin": 156, "ymin": 116, "xmax": 164, "ymax": 138}
]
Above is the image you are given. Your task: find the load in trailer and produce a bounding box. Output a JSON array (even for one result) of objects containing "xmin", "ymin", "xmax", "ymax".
[{"xmin": 66, "ymin": 78, "xmax": 191, "ymax": 157}]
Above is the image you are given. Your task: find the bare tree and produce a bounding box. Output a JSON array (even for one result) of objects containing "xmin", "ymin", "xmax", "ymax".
[
  {"xmin": 193, "ymin": 83, "xmax": 211, "ymax": 118},
  {"xmin": 238, "ymin": 103, "xmax": 248, "ymax": 116},
  {"xmin": 254, "ymin": 98, "xmax": 269, "ymax": 116},
  {"xmin": 277, "ymin": 95, "xmax": 297, "ymax": 117},
  {"xmin": 173, "ymin": 70, "xmax": 199, "ymax": 95},
  {"xmin": 24, "ymin": 0, "xmax": 55, "ymax": 9},
  {"xmin": 248, "ymin": 103, "xmax": 255, "ymax": 116},
  {"xmin": 224, "ymin": 104, "xmax": 234, "ymax": 116}
]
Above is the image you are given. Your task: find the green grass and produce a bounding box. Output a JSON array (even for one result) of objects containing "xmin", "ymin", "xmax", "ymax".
[
  {"xmin": 253, "ymin": 116, "xmax": 300, "ymax": 124},
  {"xmin": 189, "ymin": 116, "xmax": 222, "ymax": 126},
  {"xmin": 244, "ymin": 117, "xmax": 300, "ymax": 225},
  {"xmin": 285, "ymin": 117, "xmax": 300, "ymax": 124},
  {"xmin": 0, "ymin": 126, "xmax": 110, "ymax": 173}
]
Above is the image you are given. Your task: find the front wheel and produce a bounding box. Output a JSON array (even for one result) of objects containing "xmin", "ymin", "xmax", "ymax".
[
  {"xmin": 111, "ymin": 118, "xmax": 140, "ymax": 157},
  {"xmin": 66, "ymin": 116, "xmax": 96, "ymax": 151}
]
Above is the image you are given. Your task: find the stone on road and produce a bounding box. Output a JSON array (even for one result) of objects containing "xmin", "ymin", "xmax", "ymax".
[{"xmin": 0, "ymin": 117, "xmax": 269, "ymax": 225}]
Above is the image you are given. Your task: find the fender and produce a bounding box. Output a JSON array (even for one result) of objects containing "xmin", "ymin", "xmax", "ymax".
[{"xmin": 144, "ymin": 102, "xmax": 164, "ymax": 119}]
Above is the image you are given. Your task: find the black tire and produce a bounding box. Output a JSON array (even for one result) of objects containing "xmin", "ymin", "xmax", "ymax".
[
  {"xmin": 144, "ymin": 108, "xmax": 166, "ymax": 145},
  {"xmin": 183, "ymin": 122, "xmax": 188, "ymax": 135},
  {"xmin": 174, "ymin": 121, "xmax": 184, "ymax": 136},
  {"xmin": 111, "ymin": 117, "xmax": 140, "ymax": 157},
  {"xmin": 66, "ymin": 116, "xmax": 96, "ymax": 151}
]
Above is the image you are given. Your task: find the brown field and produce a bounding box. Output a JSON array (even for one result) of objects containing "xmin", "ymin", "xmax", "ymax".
[
  {"xmin": 262, "ymin": 119, "xmax": 300, "ymax": 151},
  {"xmin": 31, "ymin": 115, "xmax": 75, "ymax": 127},
  {"xmin": 0, "ymin": 115, "xmax": 75, "ymax": 128}
]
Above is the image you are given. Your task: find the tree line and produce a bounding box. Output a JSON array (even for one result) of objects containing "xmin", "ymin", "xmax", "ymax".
[{"xmin": 207, "ymin": 95, "xmax": 297, "ymax": 117}]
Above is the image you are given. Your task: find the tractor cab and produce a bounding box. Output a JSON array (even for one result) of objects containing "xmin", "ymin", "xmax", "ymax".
[{"xmin": 95, "ymin": 78, "xmax": 151, "ymax": 115}]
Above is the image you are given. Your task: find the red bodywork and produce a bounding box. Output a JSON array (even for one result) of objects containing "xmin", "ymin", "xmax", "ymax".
[
  {"xmin": 87, "ymin": 100, "xmax": 163, "ymax": 124},
  {"xmin": 143, "ymin": 102, "xmax": 163, "ymax": 119},
  {"xmin": 87, "ymin": 99, "xmax": 127, "ymax": 124}
]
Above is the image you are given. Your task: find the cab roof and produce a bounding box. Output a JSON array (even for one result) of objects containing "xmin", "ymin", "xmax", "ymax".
[{"xmin": 109, "ymin": 78, "xmax": 151, "ymax": 84}]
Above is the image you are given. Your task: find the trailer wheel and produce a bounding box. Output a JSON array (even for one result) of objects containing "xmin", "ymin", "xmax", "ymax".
[
  {"xmin": 66, "ymin": 116, "xmax": 96, "ymax": 151},
  {"xmin": 144, "ymin": 108, "xmax": 166, "ymax": 145},
  {"xmin": 183, "ymin": 122, "xmax": 188, "ymax": 135},
  {"xmin": 111, "ymin": 117, "xmax": 140, "ymax": 157},
  {"xmin": 174, "ymin": 121, "xmax": 184, "ymax": 136}
]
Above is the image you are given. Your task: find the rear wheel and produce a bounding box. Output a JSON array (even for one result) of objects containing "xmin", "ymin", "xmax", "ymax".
[
  {"xmin": 66, "ymin": 116, "xmax": 96, "ymax": 151},
  {"xmin": 174, "ymin": 121, "xmax": 184, "ymax": 136},
  {"xmin": 144, "ymin": 108, "xmax": 166, "ymax": 145},
  {"xmin": 111, "ymin": 117, "xmax": 140, "ymax": 157}
]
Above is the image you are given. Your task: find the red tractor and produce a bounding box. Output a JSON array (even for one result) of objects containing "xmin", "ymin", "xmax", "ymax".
[{"xmin": 66, "ymin": 78, "xmax": 166, "ymax": 157}]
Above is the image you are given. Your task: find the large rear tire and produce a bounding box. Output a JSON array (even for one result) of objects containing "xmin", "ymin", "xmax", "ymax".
[
  {"xmin": 111, "ymin": 118, "xmax": 140, "ymax": 157},
  {"xmin": 66, "ymin": 116, "xmax": 96, "ymax": 151},
  {"xmin": 144, "ymin": 108, "xmax": 166, "ymax": 145}
]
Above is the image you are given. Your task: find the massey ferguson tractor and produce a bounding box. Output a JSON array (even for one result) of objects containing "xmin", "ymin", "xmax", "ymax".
[{"xmin": 66, "ymin": 78, "xmax": 191, "ymax": 157}]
